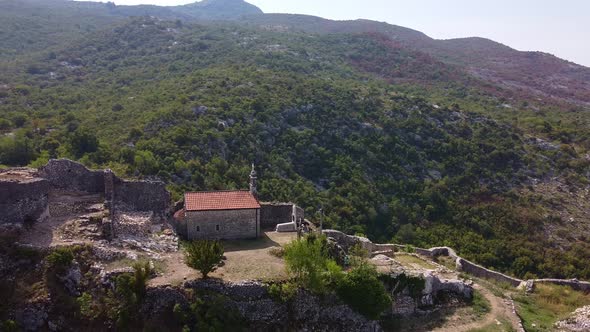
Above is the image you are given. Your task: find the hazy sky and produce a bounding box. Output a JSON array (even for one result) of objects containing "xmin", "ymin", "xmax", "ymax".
[{"xmin": 90, "ymin": 0, "xmax": 590, "ymax": 67}]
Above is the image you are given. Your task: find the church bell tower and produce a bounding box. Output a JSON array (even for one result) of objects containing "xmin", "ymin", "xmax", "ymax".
[{"xmin": 249, "ymin": 164, "xmax": 257, "ymax": 197}]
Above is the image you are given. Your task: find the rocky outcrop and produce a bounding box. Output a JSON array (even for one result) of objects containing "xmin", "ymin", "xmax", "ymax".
[
  {"xmin": 556, "ymin": 306, "xmax": 590, "ymax": 331},
  {"xmin": 184, "ymin": 279, "xmax": 382, "ymax": 331}
]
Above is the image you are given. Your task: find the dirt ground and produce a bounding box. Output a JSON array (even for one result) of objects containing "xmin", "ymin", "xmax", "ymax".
[{"xmin": 150, "ymin": 231, "xmax": 297, "ymax": 286}]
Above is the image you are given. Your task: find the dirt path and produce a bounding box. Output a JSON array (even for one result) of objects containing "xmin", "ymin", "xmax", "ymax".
[{"xmin": 432, "ymin": 284, "xmax": 524, "ymax": 332}]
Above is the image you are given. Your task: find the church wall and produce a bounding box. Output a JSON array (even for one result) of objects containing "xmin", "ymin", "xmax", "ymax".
[{"xmin": 185, "ymin": 208, "xmax": 259, "ymax": 240}]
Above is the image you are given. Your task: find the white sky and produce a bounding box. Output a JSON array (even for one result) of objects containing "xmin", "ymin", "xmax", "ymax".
[{"xmin": 85, "ymin": 0, "xmax": 590, "ymax": 67}]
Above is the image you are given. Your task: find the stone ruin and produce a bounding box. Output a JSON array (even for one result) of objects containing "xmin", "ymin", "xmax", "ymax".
[
  {"xmin": 322, "ymin": 229, "xmax": 474, "ymax": 316},
  {"xmin": 0, "ymin": 159, "xmax": 172, "ymax": 240}
]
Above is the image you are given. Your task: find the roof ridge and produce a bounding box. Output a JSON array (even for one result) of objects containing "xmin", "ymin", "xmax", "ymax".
[{"xmin": 184, "ymin": 189, "xmax": 250, "ymax": 194}]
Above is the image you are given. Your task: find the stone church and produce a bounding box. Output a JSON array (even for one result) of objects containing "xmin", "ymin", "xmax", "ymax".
[
  {"xmin": 174, "ymin": 165, "xmax": 305, "ymax": 240},
  {"xmin": 175, "ymin": 166, "xmax": 261, "ymax": 240}
]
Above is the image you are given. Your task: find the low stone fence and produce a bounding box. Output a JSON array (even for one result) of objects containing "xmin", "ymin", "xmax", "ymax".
[
  {"xmin": 532, "ymin": 279, "xmax": 590, "ymax": 292},
  {"xmin": 456, "ymin": 258, "xmax": 523, "ymax": 287}
]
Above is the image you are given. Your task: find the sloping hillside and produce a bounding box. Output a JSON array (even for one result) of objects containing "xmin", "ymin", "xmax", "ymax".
[{"xmin": 1, "ymin": 17, "xmax": 589, "ymax": 281}]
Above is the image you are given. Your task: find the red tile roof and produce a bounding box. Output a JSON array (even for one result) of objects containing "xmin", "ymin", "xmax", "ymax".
[{"xmin": 184, "ymin": 190, "xmax": 261, "ymax": 211}]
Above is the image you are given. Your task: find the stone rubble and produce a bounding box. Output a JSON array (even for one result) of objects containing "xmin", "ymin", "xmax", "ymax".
[{"xmin": 556, "ymin": 306, "xmax": 590, "ymax": 331}]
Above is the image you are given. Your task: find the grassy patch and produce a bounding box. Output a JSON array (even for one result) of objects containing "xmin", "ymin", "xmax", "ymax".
[
  {"xmin": 393, "ymin": 254, "xmax": 437, "ymax": 270},
  {"xmin": 471, "ymin": 289, "xmax": 492, "ymax": 317},
  {"xmin": 105, "ymin": 256, "xmax": 165, "ymax": 274},
  {"xmin": 514, "ymin": 284, "xmax": 590, "ymax": 331},
  {"xmin": 433, "ymin": 255, "xmax": 457, "ymax": 270},
  {"xmin": 468, "ymin": 318, "xmax": 515, "ymax": 332}
]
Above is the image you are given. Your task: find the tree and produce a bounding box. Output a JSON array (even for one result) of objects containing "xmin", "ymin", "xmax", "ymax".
[
  {"xmin": 0, "ymin": 134, "xmax": 36, "ymax": 166},
  {"xmin": 335, "ymin": 263, "xmax": 391, "ymax": 319},
  {"xmin": 184, "ymin": 240, "xmax": 224, "ymax": 278},
  {"xmin": 69, "ymin": 129, "xmax": 99, "ymax": 157},
  {"xmin": 283, "ymin": 235, "xmax": 331, "ymax": 293}
]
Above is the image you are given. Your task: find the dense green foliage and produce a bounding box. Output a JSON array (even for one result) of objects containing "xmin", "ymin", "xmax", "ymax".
[
  {"xmin": 335, "ymin": 263, "xmax": 391, "ymax": 319},
  {"xmin": 283, "ymin": 235, "xmax": 332, "ymax": 293},
  {"xmin": 283, "ymin": 235, "xmax": 391, "ymax": 318},
  {"xmin": 184, "ymin": 240, "xmax": 224, "ymax": 278},
  {"xmin": 1, "ymin": 12, "xmax": 589, "ymax": 281},
  {"xmin": 46, "ymin": 246, "xmax": 74, "ymax": 272}
]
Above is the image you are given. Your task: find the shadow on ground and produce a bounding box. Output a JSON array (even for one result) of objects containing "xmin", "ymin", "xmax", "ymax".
[{"xmin": 222, "ymin": 232, "xmax": 281, "ymax": 252}]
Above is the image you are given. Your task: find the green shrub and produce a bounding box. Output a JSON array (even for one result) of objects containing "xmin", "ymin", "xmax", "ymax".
[
  {"xmin": 77, "ymin": 292, "xmax": 100, "ymax": 320},
  {"xmin": 284, "ymin": 235, "xmax": 332, "ymax": 293},
  {"xmin": 268, "ymin": 282, "xmax": 297, "ymax": 303},
  {"xmin": 46, "ymin": 247, "xmax": 74, "ymax": 271},
  {"xmin": 335, "ymin": 263, "xmax": 391, "ymax": 319},
  {"xmin": 471, "ymin": 290, "xmax": 491, "ymax": 317},
  {"xmin": 184, "ymin": 240, "xmax": 224, "ymax": 278}
]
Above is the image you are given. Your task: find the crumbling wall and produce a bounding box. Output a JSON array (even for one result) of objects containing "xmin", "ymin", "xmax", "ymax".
[
  {"xmin": 38, "ymin": 159, "xmax": 104, "ymax": 193},
  {"xmin": 0, "ymin": 178, "xmax": 49, "ymax": 225},
  {"xmin": 37, "ymin": 159, "xmax": 170, "ymax": 215},
  {"xmin": 113, "ymin": 178, "xmax": 170, "ymax": 215}
]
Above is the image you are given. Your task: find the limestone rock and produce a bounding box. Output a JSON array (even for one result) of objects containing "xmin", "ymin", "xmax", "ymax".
[{"xmin": 556, "ymin": 306, "xmax": 590, "ymax": 331}]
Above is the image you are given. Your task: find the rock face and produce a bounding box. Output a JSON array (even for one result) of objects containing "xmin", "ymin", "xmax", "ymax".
[
  {"xmin": 0, "ymin": 168, "xmax": 50, "ymax": 227},
  {"xmin": 184, "ymin": 279, "xmax": 382, "ymax": 331}
]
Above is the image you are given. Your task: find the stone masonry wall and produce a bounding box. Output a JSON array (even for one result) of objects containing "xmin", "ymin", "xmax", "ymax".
[
  {"xmin": 113, "ymin": 178, "xmax": 170, "ymax": 214},
  {"xmin": 37, "ymin": 159, "xmax": 170, "ymax": 215},
  {"xmin": 0, "ymin": 178, "xmax": 50, "ymax": 225},
  {"xmin": 38, "ymin": 159, "xmax": 105, "ymax": 193},
  {"xmin": 456, "ymin": 258, "xmax": 522, "ymax": 287},
  {"xmin": 260, "ymin": 203, "xmax": 297, "ymax": 230},
  {"xmin": 185, "ymin": 209, "xmax": 259, "ymax": 240}
]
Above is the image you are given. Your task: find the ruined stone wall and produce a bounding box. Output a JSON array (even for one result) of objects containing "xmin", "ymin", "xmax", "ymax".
[
  {"xmin": 36, "ymin": 159, "xmax": 171, "ymax": 215},
  {"xmin": 113, "ymin": 178, "xmax": 170, "ymax": 214},
  {"xmin": 0, "ymin": 178, "xmax": 50, "ymax": 225},
  {"xmin": 456, "ymin": 258, "xmax": 522, "ymax": 287},
  {"xmin": 260, "ymin": 203, "xmax": 294, "ymax": 229},
  {"xmin": 185, "ymin": 209, "xmax": 259, "ymax": 240},
  {"xmin": 38, "ymin": 159, "xmax": 104, "ymax": 193}
]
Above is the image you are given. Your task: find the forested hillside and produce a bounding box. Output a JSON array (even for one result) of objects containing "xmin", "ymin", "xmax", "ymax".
[{"xmin": 1, "ymin": 3, "xmax": 590, "ymax": 281}]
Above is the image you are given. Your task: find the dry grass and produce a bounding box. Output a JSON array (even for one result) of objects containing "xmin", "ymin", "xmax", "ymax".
[
  {"xmin": 394, "ymin": 253, "xmax": 438, "ymax": 270},
  {"xmin": 514, "ymin": 283, "xmax": 590, "ymax": 331},
  {"xmin": 150, "ymin": 231, "xmax": 298, "ymax": 285}
]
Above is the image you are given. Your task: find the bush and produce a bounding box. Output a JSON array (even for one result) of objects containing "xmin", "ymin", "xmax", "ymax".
[
  {"xmin": 283, "ymin": 235, "xmax": 331, "ymax": 293},
  {"xmin": 268, "ymin": 282, "xmax": 297, "ymax": 302},
  {"xmin": 77, "ymin": 292, "xmax": 100, "ymax": 320},
  {"xmin": 46, "ymin": 247, "xmax": 74, "ymax": 271},
  {"xmin": 335, "ymin": 263, "xmax": 391, "ymax": 319},
  {"xmin": 184, "ymin": 240, "xmax": 224, "ymax": 278},
  {"xmin": 111, "ymin": 262, "xmax": 152, "ymax": 328}
]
